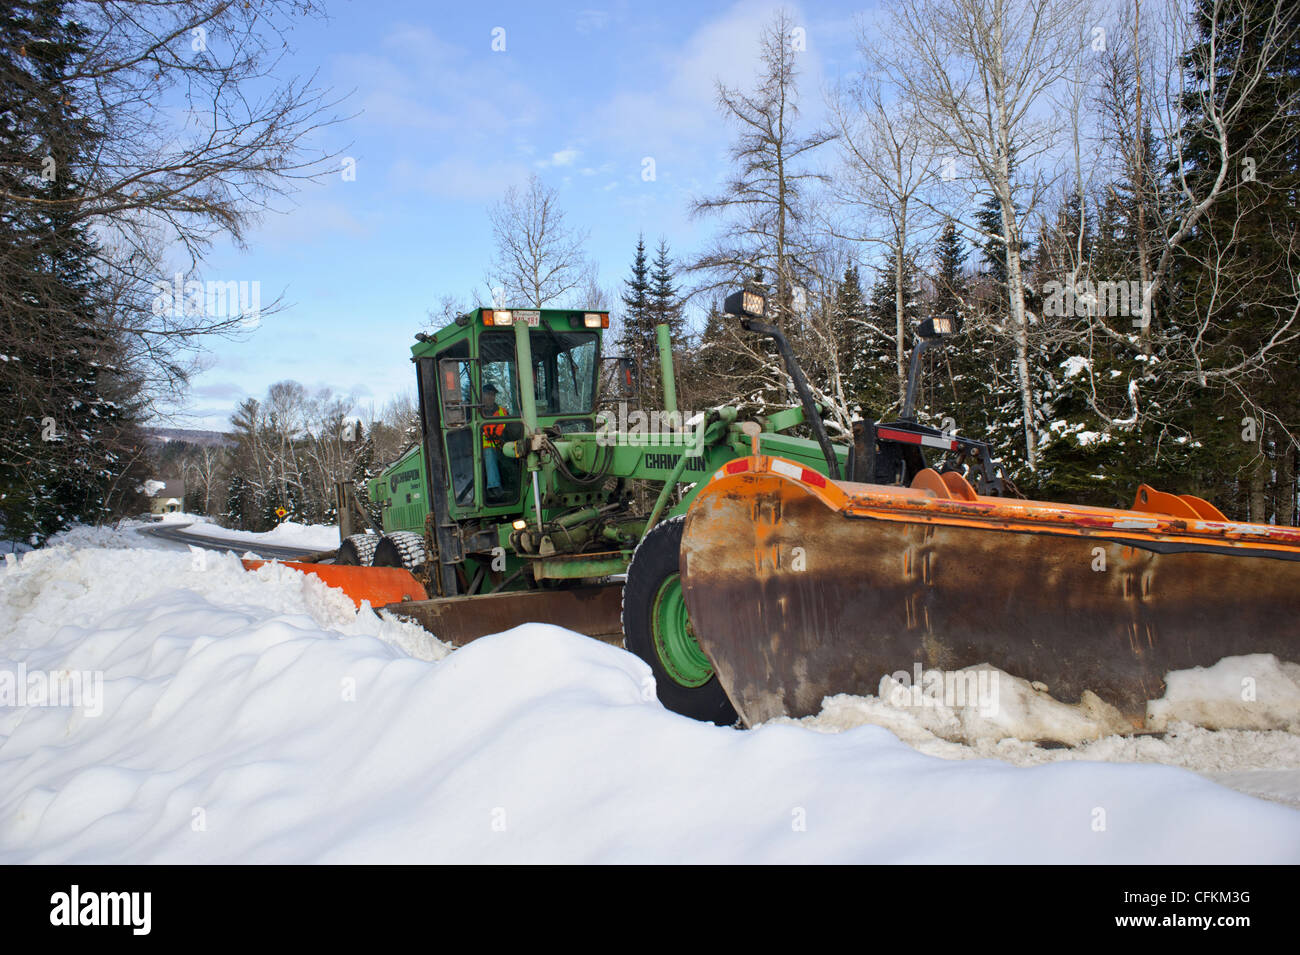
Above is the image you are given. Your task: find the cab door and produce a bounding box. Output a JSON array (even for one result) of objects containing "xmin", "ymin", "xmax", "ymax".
[{"xmin": 435, "ymin": 348, "xmax": 478, "ymax": 512}]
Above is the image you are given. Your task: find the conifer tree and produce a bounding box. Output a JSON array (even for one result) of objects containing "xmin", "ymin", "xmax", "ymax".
[
  {"xmin": 0, "ymin": 0, "xmax": 147, "ymax": 544},
  {"xmin": 617, "ymin": 235, "xmax": 655, "ymax": 402}
]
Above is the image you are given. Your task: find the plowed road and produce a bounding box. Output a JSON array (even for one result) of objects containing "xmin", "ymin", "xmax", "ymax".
[{"xmin": 139, "ymin": 522, "xmax": 328, "ymax": 561}]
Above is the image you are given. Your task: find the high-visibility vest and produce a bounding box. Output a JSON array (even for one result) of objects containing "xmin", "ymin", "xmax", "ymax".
[{"xmin": 482, "ymin": 406, "xmax": 507, "ymax": 447}]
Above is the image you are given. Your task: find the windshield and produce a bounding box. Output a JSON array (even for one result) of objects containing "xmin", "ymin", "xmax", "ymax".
[{"xmin": 530, "ymin": 331, "xmax": 598, "ymax": 415}]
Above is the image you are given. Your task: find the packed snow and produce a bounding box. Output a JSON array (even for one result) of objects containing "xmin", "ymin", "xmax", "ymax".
[
  {"xmin": 170, "ymin": 518, "xmax": 342, "ymax": 552},
  {"xmin": 1, "ymin": 538, "xmax": 1298, "ymax": 862},
  {"xmin": 6, "ymin": 513, "xmax": 339, "ymax": 559},
  {"xmin": 787, "ymin": 662, "xmax": 1300, "ymax": 810}
]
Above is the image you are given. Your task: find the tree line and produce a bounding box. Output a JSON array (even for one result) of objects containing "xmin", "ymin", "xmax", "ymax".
[
  {"xmin": 7, "ymin": 0, "xmax": 1296, "ymax": 543},
  {"xmin": 599, "ymin": 0, "xmax": 1299, "ymax": 521},
  {"xmin": 157, "ymin": 386, "xmax": 416, "ymax": 532},
  {"xmin": 1, "ymin": 0, "xmax": 337, "ymax": 547}
]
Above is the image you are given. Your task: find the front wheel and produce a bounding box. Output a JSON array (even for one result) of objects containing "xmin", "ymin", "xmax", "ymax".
[
  {"xmin": 337, "ymin": 533, "xmax": 378, "ymax": 566},
  {"xmin": 373, "ymin": 531, "xmax": 428, "ymax": 570},
  {"xmin": 622, "ymin": 516, "xmax": 738, "ymax": 725}
]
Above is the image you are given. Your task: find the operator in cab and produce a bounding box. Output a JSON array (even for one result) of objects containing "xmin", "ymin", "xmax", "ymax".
[{"xmin": 481, "ymin": 383, "xmax": 509, "ymax": 503}]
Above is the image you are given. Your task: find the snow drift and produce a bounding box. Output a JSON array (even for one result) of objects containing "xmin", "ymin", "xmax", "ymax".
[{"xmin": 2, "ymin": 544, "xmax": 1298, "ymax": 863}]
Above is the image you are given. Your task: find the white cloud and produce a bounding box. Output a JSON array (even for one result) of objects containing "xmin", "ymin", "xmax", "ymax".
[
  {"xmin": 393, "ymin": 155, "xmax": 532, "ymax": 201},
  {"xmin": 586, "ymin": 1, "xmax": 824, "ymax": 163},
  {"xmin": 332, "ymin": 24, "xmax": 543, "ymax": 138},
  {"xmin": 255, "ymin": 192, "xmax": 373, "ymax": 244},
  {"xmin": 539, "ymin": 148, "xmax": 581, "ymax": 168}
]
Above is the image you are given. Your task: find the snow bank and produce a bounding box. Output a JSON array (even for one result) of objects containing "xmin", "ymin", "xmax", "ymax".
[
  {"xmin": 1148, "ymin": 655, "xmax": 1300, "ymax": 732},
  {"xmin": 2, "ymin": 546, "xmax": 1298, "ymax": 862},
  {"xmin": 857, "ymin": 665, "xmax": 1132, "ymax": 746},
  {"xmin": 174, "ymin": 519, "xmax": 342, "ymax": 552},
  {"xmin": 807, "ymin": 659, "xmax": 1300, "ymax": 743},
  {"xmin": 789, "ymin": 663, "xmax": 1300, "ymax": 809},
  {"xmin": 44, "ymin": 519, "xmax": 167, "ymax": 552}
]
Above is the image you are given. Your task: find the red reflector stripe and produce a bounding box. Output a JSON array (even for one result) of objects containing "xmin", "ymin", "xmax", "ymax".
[
  {"xmin": 877, "ymin": 427, "xmax": 922, "ymax": 444},
  {"xmin": 725, "ymin": 460, "xmax": 749, "ymax": 475},
  {"xmin": 801, "ymin": 469, "xmax": 827, "ymax": 488},
  {"xmin": 878, "ymin": 426, "xmax": 957, "ymax": 452}
]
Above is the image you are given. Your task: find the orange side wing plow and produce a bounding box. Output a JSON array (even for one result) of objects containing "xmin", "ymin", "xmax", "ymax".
[{"xmin": 241, "ymin": 560, "xmax": 428, "ymax": 609}]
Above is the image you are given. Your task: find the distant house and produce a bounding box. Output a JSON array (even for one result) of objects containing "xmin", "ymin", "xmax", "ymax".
[{"xmin": 144, "ymin": 478, "xmax": 185, "ymax": 515}]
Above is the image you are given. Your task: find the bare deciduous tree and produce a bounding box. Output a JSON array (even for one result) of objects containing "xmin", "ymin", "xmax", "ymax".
[
  {"xmin": 2, "ymin": 0, "xmax": 344, "ymax": 408},
  {"xmin": 879, "ymin": 0, "xmax": 1091, "ymax": 469},
  {"xmin": 689, "ymin": 9, "xmax": 836, "ymax": 332},
  {"xmin": 486, "ymin": 174, "xmax": 593, "ymax": 308},
  {"xmin": 829, "ymin": 72, "xmax": 936, "ymax": 403}
]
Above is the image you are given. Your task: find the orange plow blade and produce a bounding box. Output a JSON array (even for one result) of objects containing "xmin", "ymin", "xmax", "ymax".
[
  {"xmin": 241, "ymin": 560, "xmax": 428, "ymax": 609},
  {"xmin": 679, "ymin": 455, "xmax": 1300, "ymax": 728},
  {"xmin": 239, "ymin": 560, "xmax": 624, "ymax": 647}
]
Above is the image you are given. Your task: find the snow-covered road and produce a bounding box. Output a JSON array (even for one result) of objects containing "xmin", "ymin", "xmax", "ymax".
[{"xmin": 138, "ymin": 521, "xmax": 328, "ymax": 560}]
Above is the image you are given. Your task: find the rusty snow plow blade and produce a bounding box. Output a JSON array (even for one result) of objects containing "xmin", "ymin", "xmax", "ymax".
[
  {"xmin": 240, "ymin": 560, "xmax": 428, "ymax": 609},
  {"xmin": 383, "ymin": 583, "xmax": 625, "ymax": 647},
  {"xmin": 679, "ymin": 455, "xmax": 1300, "ymax": 728}
]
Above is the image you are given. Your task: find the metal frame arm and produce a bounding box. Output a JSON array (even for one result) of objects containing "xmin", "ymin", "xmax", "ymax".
[{"xmin": 740, "ymin": 319, "xmax": 841, "ymax": 480}]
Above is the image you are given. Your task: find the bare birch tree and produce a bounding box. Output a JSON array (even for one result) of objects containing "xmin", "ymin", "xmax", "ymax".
[
  {"xmin": 878, "ymin": 0, "xmax": 1091, "ymax": 469},
  {"xmin": 486, "ymin": 175, "xmax": 594, "ymax": 308},
  {"xmin": 829, "ymin": 72, "xmax": 937, "ymax": 404}
]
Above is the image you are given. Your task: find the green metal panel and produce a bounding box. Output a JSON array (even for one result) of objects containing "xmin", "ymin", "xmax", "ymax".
[{"xmin": 376, "ymin": 442, "xmax": 431, "ymax": 534}]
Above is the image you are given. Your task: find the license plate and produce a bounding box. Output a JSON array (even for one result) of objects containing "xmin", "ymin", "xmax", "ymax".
[{"xmin": 516, "ymin": 310, "xmax": 540, "ymax": 327}]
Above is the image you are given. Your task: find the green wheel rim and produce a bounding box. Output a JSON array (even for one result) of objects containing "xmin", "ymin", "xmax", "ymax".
[{"xmin": 651, "ymin": 573, "xmax": 713, "ymax": 687}]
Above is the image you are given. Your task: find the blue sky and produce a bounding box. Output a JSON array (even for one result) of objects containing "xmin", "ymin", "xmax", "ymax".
[{"xmin": 171, "ymin": 0, "xmax": 882, "ymax": 429}]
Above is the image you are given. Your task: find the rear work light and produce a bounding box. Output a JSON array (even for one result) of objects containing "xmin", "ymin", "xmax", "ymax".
[
  {"xmin": 483, "ymin": 310, "xmax": 514, "ymax": 326},
  {"xmin": 582, "ymin": 312, "xmax": 609, "ymax": 328}
]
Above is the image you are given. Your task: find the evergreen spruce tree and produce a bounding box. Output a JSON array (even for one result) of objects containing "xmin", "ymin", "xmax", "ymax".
[
  {"xmin": 648, "ymin": 237, "xmax": 686, "ymax": 339},
  {"xmin": 686, "ymin": 299, "xmax": 764, "ymax": 408},
  {"xmin": 926, "ymin": 221, "xmax": 997, "ymax": 444},
  {"xmin": 645, "ymin": 237, "xmax": 688, "ymax": 407},
  {"xmin": 1166, "ymin": 0, "xmax": 1300, "ymax": 519},
  {"xmin": 974, "ymin": 152, "xmax": 1026, "ymax": 299},
  {"xmin": 860, "ymin": 252, "xmax": 924, "ymax": 417},
  {"xmin": 0, "ymin": 0, "xmax": 147, "ymax": 544},
  {"xmin": 224, "ymin": 473, "xmax": 248, "ymax": 530},
  {"xmin": 257, "ymin": 474, "xmax": 281, "ymax": 532},
  {"xmin": 932, "ymin": 219, "xmax": 969, "ymax": 323},
  {"xmin": 974, "ymin": 192, "xmax": 1010, "ymax": 290},
  {"xmin": 834, "ymin": 266, "xmax": 870, "ymax": 412},
  {"xmin": 617, "ymin": 235, "xmax": 654, "ymax": 402}
]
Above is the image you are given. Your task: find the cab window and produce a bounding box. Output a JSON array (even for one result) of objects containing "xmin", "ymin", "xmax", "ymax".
[
  {"xmin": 480, "ymin": 332, "xmax": 519, "ymax": 415},
  {"xmin": 531, "ymin": 331, "xmax": 597, "ymax": 416}
]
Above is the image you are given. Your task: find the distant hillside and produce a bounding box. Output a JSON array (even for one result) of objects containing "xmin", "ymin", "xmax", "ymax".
[{"xmin": 144, "ymin": 427, "xmax": 235, "ymax": 449}]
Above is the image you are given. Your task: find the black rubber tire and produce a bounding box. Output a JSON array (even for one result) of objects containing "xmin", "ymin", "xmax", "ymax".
[
  {"xmin": 337, "ymin": 533, "xmax": 379, "ymax": 566},
  {"xmin": 373, "ymin": 531, "xmax": 428, "ymax": 570},
  {"xmin": 622, "ymin": 516, "xmax": 738, "ymax": 725}
]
